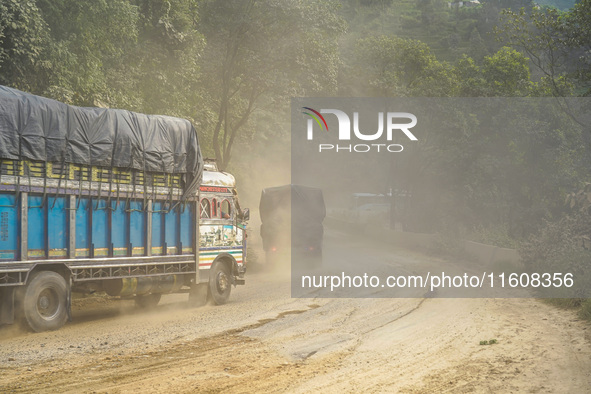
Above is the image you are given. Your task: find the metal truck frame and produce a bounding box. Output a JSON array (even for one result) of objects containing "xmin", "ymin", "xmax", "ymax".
[
  {"xmin": 0, "ymin": 86, "xmax": 250, "ymax": 332},
  {"xmin": 0, "ymin": 158, "xmax": 247, "ymax": 332}
]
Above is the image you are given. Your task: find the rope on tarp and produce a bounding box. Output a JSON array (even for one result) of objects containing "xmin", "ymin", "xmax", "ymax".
[
  {"xmin": 27, "ymin": 161, "xmax": 47, "ymax": 209},
  {"xmin": 51, "ymin": 159, "xmax": 68, "ymax": 210},
  {"xmin": 125, "ymin": 169, "xmax": 143, "ymax": 213},
  {"xmin": 0, "ymin": 159, "xmax": 18, "ymax": 208}
]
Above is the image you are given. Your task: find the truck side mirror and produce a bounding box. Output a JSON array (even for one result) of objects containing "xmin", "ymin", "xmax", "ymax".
[{"xmin": 241, "ymin": 208, "xmax": 250, "ymax": 221}]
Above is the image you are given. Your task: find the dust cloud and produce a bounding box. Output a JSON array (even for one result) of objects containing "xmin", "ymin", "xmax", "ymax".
[{"xmin": 231, "ymin": 131, "xmax": 292, "ymax": 272}]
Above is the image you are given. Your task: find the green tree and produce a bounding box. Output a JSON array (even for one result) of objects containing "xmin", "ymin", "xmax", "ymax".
[
  {"xmin": 497, "ymin": 2, "xmax": 591, "ymax": 133},
  {"xmin": 468, "ymin": 27, "xmax": 488, "ymax": 60},
  {"xmin": 482, "ymin": 46, "xmax": 533, "ymax": 95},
  {"xmin": 454, "ymin": 47, "xmax": 536, "ymax": 96},
  {"xmin": 34, "ymin": 0, "xmax": 204, "ymax": 118},
  {"xmin": 198, "ymin": 0, "xmax": 345, "ymax": 170},
  {"xmin": 454, "ymin": 55, "xmax": 488, "ymax": 96},
  {"xmin": 417, "ymin": 0, "xmax": 449, "ymax": 33},
  {"xmin": 35, "ymin": 0, "xmax": 139, "ymax": 105},
  {"xmin": 563, "ymin": 0, "xmax": 591, "ymax": 94},
  {"xmin": 0, "ymin": 0, "xmax": 51, "ymax": 92},
  {"xmin": 496, "ymin": 7, "xmax": 572, "ymax": 96},
  {"xmin": 353, "ymin": 35, "xmax": 455, "ymax": 96},
  {"xmin": 131, "ymin": 0, "xmax": 204, "ymax": 118}
]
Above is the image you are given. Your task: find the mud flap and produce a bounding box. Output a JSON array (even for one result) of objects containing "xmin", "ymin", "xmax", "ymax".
[
  {"xmin": 0, "ymin": 287, "xmax": 15, "ymax": 325},
  {"xmin": 232, "ymin": 260, "xmax": 246, "ymax": 286}
]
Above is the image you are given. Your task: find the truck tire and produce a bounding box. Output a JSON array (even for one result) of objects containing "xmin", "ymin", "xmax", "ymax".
[
  {"xmin": 135, "ymin": 293, "xmax": 162, "ymax": 309},
  {"xmin": 21, "ymin": 271, "xmax": 68, "ymax": 332},
  {"xmin": 207, "ymin": 261, "xmax": 231, "ymax": 305}
]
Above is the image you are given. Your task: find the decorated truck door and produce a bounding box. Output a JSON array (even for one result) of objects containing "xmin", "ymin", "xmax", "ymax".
[{"xmin": 198, "ymin": 163, "xmax": 247, "ymax": 288}]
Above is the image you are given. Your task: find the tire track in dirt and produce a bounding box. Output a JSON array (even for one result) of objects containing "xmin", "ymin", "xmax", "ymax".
[{"xmin": 0, "ymin": 304, "xmax": 327, "ymax": 393}]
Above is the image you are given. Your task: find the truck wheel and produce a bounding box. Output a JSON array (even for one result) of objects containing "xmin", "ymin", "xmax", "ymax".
[
  {"xmin": 208, "ymin": 261, "xmax": 231, "ymax": 305},
  {"xmin": 135, "ymin": 293, "xmax": 161, "ymax": 309},
  {"xmin": 21, "ymin": 271, "xmax": 68, "ymax": 332}
]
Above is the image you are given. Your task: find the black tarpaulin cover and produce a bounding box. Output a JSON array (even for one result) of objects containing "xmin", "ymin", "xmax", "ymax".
[
  {"xmin": 0, "ymin": 86, "xmax": 203, "ymax": 197},
  {"xmin": 259, "ymin": 185, "xmax": 325, "ymax": 224}
]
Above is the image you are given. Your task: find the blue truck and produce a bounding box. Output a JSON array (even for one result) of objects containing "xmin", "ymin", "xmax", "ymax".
[{"xmin": 0, "ymin": 86, "xmax": 248, "ymax": 332}]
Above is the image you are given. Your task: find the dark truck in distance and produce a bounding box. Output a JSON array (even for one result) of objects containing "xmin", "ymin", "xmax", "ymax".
[{"xmin": 259, "ymin": 185, "xmax": 325, "ymax": 266}]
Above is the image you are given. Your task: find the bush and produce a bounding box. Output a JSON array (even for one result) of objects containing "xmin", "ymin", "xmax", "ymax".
[
  {"xmin": 579, "ymin": 299, "xmax": 591, "ymax": 321},
  {"xmin": 521, "ymin": 191, "xmax": 591, "ymax": 320},
  {"xmin": 469, "ymin": 223, "xmax": 518, "ymax": 249},
  {"xmin": 520, "ymin": 212, "xmax": 591, "ymax": 276}
]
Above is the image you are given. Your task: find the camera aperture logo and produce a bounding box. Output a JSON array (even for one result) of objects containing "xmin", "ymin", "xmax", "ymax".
[{"xmin": 302, "ymin": 107, "xmax": 417, "ymax": 153}]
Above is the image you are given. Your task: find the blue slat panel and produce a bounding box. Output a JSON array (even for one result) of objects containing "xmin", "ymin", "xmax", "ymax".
[
  {"xmin": 111, "ymin": 200, "xmax": 128, "ymax": 256},
  {"xmin": 92, "ymin": 199, "xmax": 108, "ymax": 256},
  {"xmin": 0, "ymin": 193, "xmax": 17, "ymax": 260},
  {"xmin": 165, "ymin": 206, "xmax": 178, "ymax": 254},
  {"xmin": 129, "ymin": 200, "xmax": 144, "ymax": 255},
  {"xmin": 48, "ymin": 197, "xmax": 67, "ymax": 257},
  {"xmin": 76, "ymin": 198, "xmax": 90, "ymax": 258},
  {"xmin": 152, "ymin": 202, "xmax": 162, "ymax": 255},
  {"xmin": 28, "ymin": 195, "xmax": 45, "ymax": 258},
  {"xmin": 180, "ymin": 203, "xmax": 193, "ymax": 254}
]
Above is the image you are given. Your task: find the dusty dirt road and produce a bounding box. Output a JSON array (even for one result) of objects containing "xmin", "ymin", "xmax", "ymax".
[{"xmin": 1, "ymin": 232, "xmax": 590, "ymax": 393}]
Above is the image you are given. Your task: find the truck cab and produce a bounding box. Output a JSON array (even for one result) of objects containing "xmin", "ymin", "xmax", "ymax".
[{"xmin": 197, "ymin": 160, "xmax": 248, "ymax": 303}]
